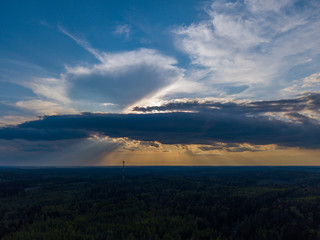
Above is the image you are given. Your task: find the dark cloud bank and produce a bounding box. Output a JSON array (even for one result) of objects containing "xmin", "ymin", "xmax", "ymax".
[
  {"xmin": 133, "ymin": 92, "xmax": 320, "ymax": 114},
  {"xmin": 0, "ymin": 93, "xmax": 319, "ymax": 148}
]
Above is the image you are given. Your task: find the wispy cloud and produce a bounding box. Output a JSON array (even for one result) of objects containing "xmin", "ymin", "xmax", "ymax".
[
  {"xmin": 25, "ymin": 77, "xmax": 70, "ymax": 104},
  {"xmin": 114, "ymin": 24, "xmax": 131, "ymax": 38},
  {"xmin": 58, "ymin": 26, "xmax": 104, "ymax": 62},
  {"xmin": 174, "ymin": 0, "xmax": 320, "ymax": 99},
  {"xmin": 15, "ymin": 100, "xmax": 76, "ymax": 115}
]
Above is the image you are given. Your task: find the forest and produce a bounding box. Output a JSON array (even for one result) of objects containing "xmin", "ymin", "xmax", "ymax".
[{"xmin": 1, "ymin": 166, "xmax": 320, "ymax": 240}]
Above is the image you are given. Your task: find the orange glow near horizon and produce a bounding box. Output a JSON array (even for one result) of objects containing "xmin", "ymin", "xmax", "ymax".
[{"xmin": 98, "ymin": 142, "xmax": 320, "ymax": 166}]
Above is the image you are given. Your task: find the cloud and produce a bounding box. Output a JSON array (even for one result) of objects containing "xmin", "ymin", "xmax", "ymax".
[
  {"xmin": 58, "ymin": 26, "xmax": 104, "ymax": 62},
  {"xmin": 302, "ymin": 72, "xmax": 320, "ymax": 88},
  {"xmin": 283, "ymin": 72, "xmax": 320, "ymax": 95},
  {"xmin": 198, "ymin": 142, "xmax": 270, "ymax": 152},
  {"xmin": 0, "ymin": 126, "xmax": 89, "ymax": 141},
  {"xmin": 133, "ymin": 92, "xmax": 320, "ymax": 117},
  {"xmin": 244, "ymin": 0, "xmax": 291, "ymax": 12},
  {"xmin": 25, "ymin": 77, "xmax": 71, "ymax": 104},
  {"xmin": 174, "ymin": 0, "xmax": 320, "ymax": 98},
  {"xmin": 64, "ymin": 48, "xmax": 184, "ymax": 107},
  {"xmin": 0, "ymin": 115, "xmax": 34, "ymax": 127},
  {"xmin": 20, "ymin": 28, "xmax": 185, "ymax": 113},
  {"xmin": 15, "ymin": 100, "xmax": 76, "ymax": 115},
  {"xmin": 1, "ymin": 93, "xmax": 320, "ymax": 148},
  {"xmin": 114, "ymin": 24, "xmax": 131, "ymax": 38}
]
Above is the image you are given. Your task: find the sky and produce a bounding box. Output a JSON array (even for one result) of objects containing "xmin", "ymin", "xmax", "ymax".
[{"xmin": 0, "ymin": 0, "xmax": 320, "ymax": 166}]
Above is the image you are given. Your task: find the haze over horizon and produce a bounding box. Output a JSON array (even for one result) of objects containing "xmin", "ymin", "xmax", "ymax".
[{"xmin": 0, "ymin": 0, "xmax": 320, "ymax": 166}]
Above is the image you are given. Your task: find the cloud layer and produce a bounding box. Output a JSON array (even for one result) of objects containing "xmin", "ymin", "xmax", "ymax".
[{"xmin": 1, "ymin": 93, "xmax": 319, "ymax": 149}]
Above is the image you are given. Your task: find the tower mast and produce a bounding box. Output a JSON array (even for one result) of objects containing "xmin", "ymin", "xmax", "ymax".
[{"xmin": 122, "ymin": 160, "xmax": 125, "ymax": 181}]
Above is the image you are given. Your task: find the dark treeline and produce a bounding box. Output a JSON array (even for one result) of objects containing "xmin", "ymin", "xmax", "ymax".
[{"xmin": 1, "ymin": 167, "xmax": 320, "ymax": 239}]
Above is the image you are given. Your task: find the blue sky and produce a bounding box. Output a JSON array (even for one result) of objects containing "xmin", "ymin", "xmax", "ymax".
[{"xmin": 0, "ymin": 0, "xmax": 320, "ymax": 165}]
